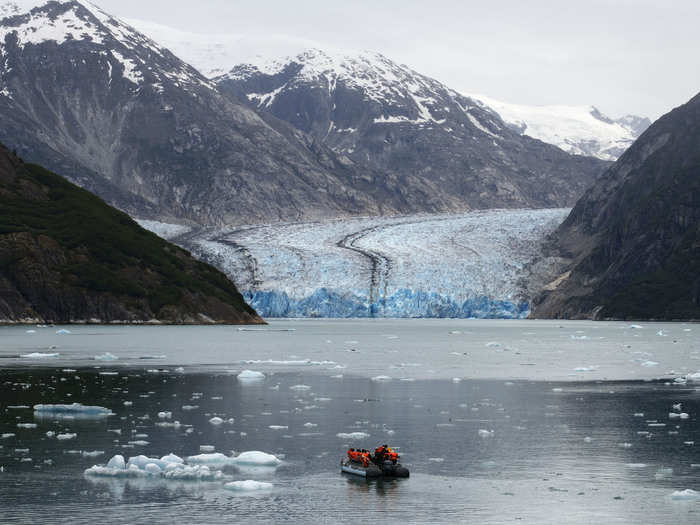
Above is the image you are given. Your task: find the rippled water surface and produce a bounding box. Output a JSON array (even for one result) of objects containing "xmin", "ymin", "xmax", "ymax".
[{"xmin": 1, "ymin": 320, "xmax": 699, "ymax": 524}]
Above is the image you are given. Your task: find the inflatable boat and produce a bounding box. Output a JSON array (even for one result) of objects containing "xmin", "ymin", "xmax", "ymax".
[{"xmin": 340, "ymin": 446, "xmax": 410, "ymax": 478}]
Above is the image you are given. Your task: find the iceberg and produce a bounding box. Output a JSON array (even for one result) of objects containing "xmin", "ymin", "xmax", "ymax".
[
  {"xmin": 33, "ymin": 404, "xmax": 114, "ymax": 419},
  {"xmin": 224, "ymin": 480, "xmax": 273, "ymax": 491},
  {"xmin": 237, "ymin": 370, "xmax": 265, "ymax": 382},
  {"xmin": 85, "ymin": 453, "xmax": 225, "ymax": 481},
  {"xmin": 186, "ymin": 451, "xmax": 281, "ymax": 467}
]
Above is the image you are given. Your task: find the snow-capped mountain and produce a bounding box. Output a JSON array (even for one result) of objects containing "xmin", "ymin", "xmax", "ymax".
[
  {"xmin": 0, "ymin": 0, "xmax": 412, "ymax": 225},
  {"xmin": 217, "ymin": 48, "xmax": 608, "ymax": 210},
  {"xmin": 124, "ymin": 21, "xmax": 648, "ymax": 162},
  {"xmin": 467, "ymin": 94, "xmax": 650, "ymax": 161}
]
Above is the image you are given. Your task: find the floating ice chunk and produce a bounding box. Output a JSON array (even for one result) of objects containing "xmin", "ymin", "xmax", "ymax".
[
  {"xmin": 182, "ymin": 405, "xmax": 199, "ymax": 411},
  {"xmin": 224, "ymin": 480, "xmax": 273, "ymax": 491},
  {"xmin": 657, "ymin": 330, "xmax": 667, "ymax": 337},
  {"xmin": 628, "ymin": 325, "xmax": 644, "ymax": 329},
  {"xmin": 655, "ymin": 468, "xmax": 673, "ymax": 480},
  {"xmin": 232, "ymin": 451, "xmax": 281, "ymax": 467},
  {"xmin": 289, "ymin": 384, "xmax": 311, "ymax": 391},
  {"xmin": 478, "ymin": 429, "xmax": 494, "ymax": 438},
  {"xmin": 17, "ymin": 423, "xmax": 37, "ymax": 429},
  {"xmin": 34, "ymin": 404, "xmax": 113, "ymax": 418},
  {"xmin": 94, "ymin": 352, "xmax": 119, "ymax": 361},
  {"xmin": 107, "ymin": 455, "xmax": 126, "ymax": 469},
  {"xmin": 552, "ymin": 388, "xmax": 563, "ymax": 392},
  {"xmin": 199, "ymin": 445, "xmax": 215, "ymax": 453},
  {"xmin": 428, "ymin": 457, "xmax": 445, "ymax": 462},
  {"xmin": 583, "ymin": 437, "xmax": 592, "ymax": 443},
  {"xmin": 303, "ymin": 422, "xmax": 317, "ymax": 428},
  {"xmin": 57, "ymin": 433, "xmax": 77, "ymax": 440},
  {"xmin": 123, "ymin": 401, "xmax": 133, "ymax": 407},
  {"xmin": 158, "ymin": 412, "xmax": 172, "ymax": 419},
  {"xmin": 641, "ymin": 361, "xmax": 659, "ymax": 367},
  {"xmin": 680, "ymin": 413, "xmax": 689, "ymax": 420},
  {"xmin": 20, "ymin": 352, "xmax": 59, "ymax": 359},
  {"xmin": 619, "ymin": 443, "xmax": 633, "ymax": 448},
  {"xmin": 669, "ymin": 412, "xmax": 681, "ymax": 419},
  {"xmin": 633, "ymin": 413, "xmax": 644, "ymax": 417},
  {"xmin": 670, "ymin": 489, "xmax": 699, "ymax": 500},
  {"xmin": 237, "ymin": 370, "xmax": 265, "ymax": 382},
  {"xmin": 625, "ymin": 463, "xmax": 648, "ymax": 468},
  {"xmin": 128, "ymin": 440, "xmax": 149, "ymax": 446},
  {"xmin": 371, "ymin": 376, "xmax": 392, "ymax": 382},
  {"xmin": 336, "ymin": 432, "xmax": 370, "ymax": 440},
  {"xmin": 673, "ymin": 403, "xmax": 682, "ymax": 411},
  {"xmin": 485, "ymin": 342, "xmax": 501, "ymax": 347},
  {"xmin": 46, "ymin": 431, "xmax": 55, "ymax": 438},
  {"xmin": 268, "ymin": 425, "xmax": 288, "ymax": 430},
  {"xmin": 209, "ymin": 417, "xmax": 224, "ymax": 425},
  {"xmin": 452, "ymin": 378, "xmax": 462, "ymax": 383},
  {"xmin": 685, "ymin": 372, "xmax": 700, "ymax": 382},
  {"xmin": 82, "ymin": 451, "xmax": 104, "ymax": 458}
]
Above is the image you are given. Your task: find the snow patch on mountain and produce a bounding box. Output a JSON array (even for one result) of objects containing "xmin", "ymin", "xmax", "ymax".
[
  {"xmin": 467, "ymin": 94, "xmax": 650, "ymax": 161},
  {"xmin": 0, "ymin": 1, "xmax": 211, "ymax": 89}
]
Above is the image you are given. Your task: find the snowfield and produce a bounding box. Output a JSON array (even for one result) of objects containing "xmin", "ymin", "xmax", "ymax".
[{"xmin": 141, "ymin": 209, "xmax": 569, "ymax": 318}]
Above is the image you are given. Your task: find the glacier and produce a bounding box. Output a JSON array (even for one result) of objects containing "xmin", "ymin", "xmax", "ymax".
[{"xmin": 139, "ymin": 209, "xmax": 567, "ymax": 319}]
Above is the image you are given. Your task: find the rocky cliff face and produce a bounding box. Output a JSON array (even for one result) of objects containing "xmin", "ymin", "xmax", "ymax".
[
  {"xmin": 218, "ymin": 49, "xmax": 610, "ymax": 210},
  {"xmin": 531, "ymin": 92, "xmax": 700, "ymax": 320},
  {"xmin": 0, "ymin": 1, "xmax": 413, "ymax": 226},
  {"xmin": 0, "ymin": 143, "xmax": 263, "ymax": 324}
]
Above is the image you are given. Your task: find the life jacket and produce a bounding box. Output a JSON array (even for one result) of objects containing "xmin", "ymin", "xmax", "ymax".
[{"xmin": 348, "ymin": 449, "xmax": 362, "ymax": 461}]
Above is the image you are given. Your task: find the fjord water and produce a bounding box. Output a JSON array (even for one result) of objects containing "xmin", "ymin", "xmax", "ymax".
[{"xmin": 1, "ymin": 320, "xmax": 699, "ymax": 524}]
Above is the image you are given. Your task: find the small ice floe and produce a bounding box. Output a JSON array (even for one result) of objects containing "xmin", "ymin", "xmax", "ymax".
[
  {"xmin": 336, "ymin": 432, "xmax": 370, "ymax": 440},
  {"xmin": 289, "ymin": 385, "xmax": 311, "ymax": 391},
  {"xmin": 182, "ymin": 405, "xmax": 199, "ymax": 411},
  {"xmin": 46, "ymin": 431, "xmax": 55, "ymax": 438},
  {"xmin": 485, "ymin": 342, "xmax": 501, "ymax": 348},
  {"xmin": 20, "ymin": 353, "xmax": 59, "ymax": 359},
  {"xmin": 56, "ymin": 329, "xmax": 71, "ymax": 334},
  {"xmin": 685, "ymin": 372, "xmax": 700, "ymax": 382},
  {"xmin": 634, "ymin": 413, "xmax": 645, "ymax": 417},
  {"xmin": 86, "ymin": 453, "xmax": 225, "ymax": 481},
  {"xmin": 574, "ymin": 366, "xmax": 599, "ymax": 372},
  {"xmin": 371, "ymin": 376, "xmax": 392, "ymax": 382},
  {"xmin": 123, "ymin": 401, "xmax": 133, "ymax": 407},
  {"xmin": 628, "ymin": 324, "xmax": 644, "ymax": 329},
  {"xmin": 657, "ymin": 330, "xmax": 668, "ymax": 337},
  {"xmin": 158, "ymin": 412, "xmax": 172, "ymax": 419},
  {"xmin": 684, "ymin": 441, "xmax": 694, "ymax": 446},
  {"xmin": 187, "ymin": 451, "xmax": 281, "ymax": 467},
  {"xmin": 224, "ymin": 480, "xmax": 273, "ymax": 492},
  {"xmin": 583, "ymin": 437, "xmax": 593, "ymax": 443},
  {"xmin": 237, "ymin": 370, "xmax": 265, "ymax": 382},
  {"xmin": 641, "ymin": 361, "xmax": 659, "ymax": 367},
  {"xmin": 268, "ymin": 425, "xmax": 288, "ymax": 430},
  {"xmin": 673, "ymin": 403, "xmax": 682, "ymax": 412},
  {"xmin": 199, "ymin": 445, "xmax": 215, "ymax": 453},
  {"xmin": 26, "ymin": 330, "xmax": 36, "ymax": 334},
  {"xmin": 8, "ymin": 405, "xmax": 29, "ymax": 409},
  {"xmin": 625, "ymin": 463, "xmax": 648, "ymax": 469},
  {"xmin": 82, "ymin": 451, "xmax": 104, "ymax": 458},
  {"xmin": 94, "ymin": 353, "xmax": 119, "ymax": 361},
  {"xmin": 452, "ymin": 378, "xmax": 462, "ymax": 383},
  {"xmin": 655, "ymin": 468, "xmax": 673, "ymax": 480},
  {"xmin": 33, "ymin": 404, "xmax": 113, "ymax": 419},
  {"xmin": 155, "ymin": 421, "xmax": 181, "ymax": 428},
  {"xmin": 303, "ymin": 422, "xmax": 318, "ymax": 428},
  {"xmin": 428, "ymin": 457, "xmax": 445, "ymax": 462},
  {"xmin": 478, "ymin": 429, "xmax": 494, "ymax": 438},
  {"xmin": 57, "ymin": 433, "xmax": 77, "ymax": 441},
  {"xmin": 209, "ymin": 417, "xmax": 224, "ymax": 425},
  {"xmin": 670, "ymin": 489, "xmax": 699, "ymax": 500},
  {"xmin": 570, "ymin": 335, "xmax": 588, "ymax": 340},
  {"xmin": 128, "ymin": 440, "xmax": 149, "ymax": 446},
  {"xmin": 17, "ymin": 423, "xmax": 37, "ymax": 429},
  {"xmin": 618, "ymin": 443, "xmax": 633, "ymax": 448}
]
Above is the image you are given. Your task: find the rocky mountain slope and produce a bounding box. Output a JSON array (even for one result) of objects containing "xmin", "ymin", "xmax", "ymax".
[
  {"xmin": 0, "ymin": 0, "xmax": 416, "ymax": 226},
  {"xmin": 0, "ymin": 143, "xmax": 263, "ymax": 324},
  {"xmin": 531, "ymin": 92, "xmax": 700, "ymax": 320},
  {"xmin": 466, "ymin": 94, "xmax": 650, "ymax": 161},
  {"xmin": 129, "ymin": 20, "xmax": 649, "ymax": 163},
  {"xmin": 217, "ymin": 49, "xmax": 609, "ymax": 210}
]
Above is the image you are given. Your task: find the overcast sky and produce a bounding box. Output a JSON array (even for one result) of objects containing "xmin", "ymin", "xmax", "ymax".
[{"xmin": 94, "ymin": 0, "xmax": 699, "ymax": 120}]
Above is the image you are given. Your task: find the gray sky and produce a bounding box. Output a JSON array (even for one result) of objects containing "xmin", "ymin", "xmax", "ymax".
[{"xmin": 95, "ymin": 0, "xmax": 700, "ymax": 120}]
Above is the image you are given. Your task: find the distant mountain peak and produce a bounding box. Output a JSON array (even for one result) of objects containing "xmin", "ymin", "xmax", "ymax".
[{"xmin": 466, "ymin": 94, "xmax": 650, "ymax": 161}]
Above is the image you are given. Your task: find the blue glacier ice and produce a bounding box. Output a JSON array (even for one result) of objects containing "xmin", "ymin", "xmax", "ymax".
[{"xmin": 245, "ymin": 288, "xmax": 529, "ymax": 319}]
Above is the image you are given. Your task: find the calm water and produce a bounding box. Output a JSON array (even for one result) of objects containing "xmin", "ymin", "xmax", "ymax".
[{"xmin": 1, "ymin": 321, "xmax": 699, "ymax": 524}]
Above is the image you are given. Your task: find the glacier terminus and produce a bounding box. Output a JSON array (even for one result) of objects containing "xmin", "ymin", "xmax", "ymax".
[{"xmin": 139, "ymin": 208, "xmax": 568, "ymax": 319}]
